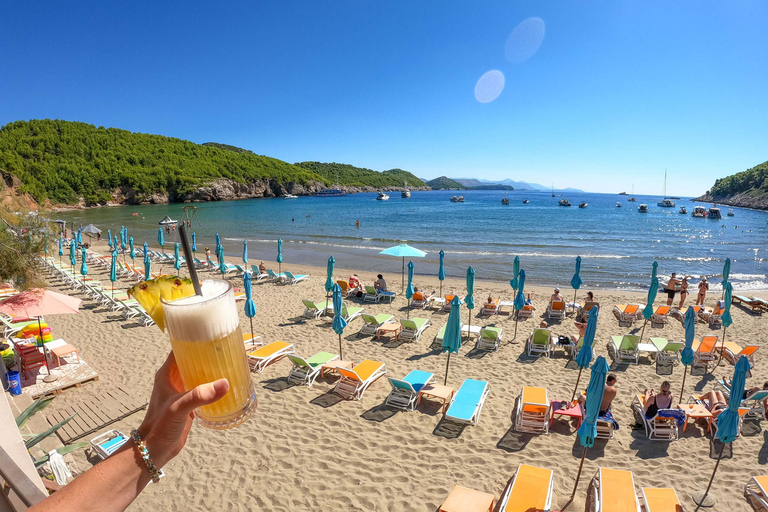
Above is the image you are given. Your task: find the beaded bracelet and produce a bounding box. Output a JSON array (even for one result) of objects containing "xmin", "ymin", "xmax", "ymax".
[{"xmin": 131, "ymin": 430, "xmax": 164, "ymax": 484}]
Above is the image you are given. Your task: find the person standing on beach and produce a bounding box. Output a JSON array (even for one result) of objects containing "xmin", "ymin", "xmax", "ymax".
[
  {"xmin": 678, "ymin": 277, "xmax": 689, "ymax": 308},
  {"xmin": 696, "ymin": 277, "xmax": 709, "ymax": 305},
  {"xmin": 664, "ymin": 272, "xmax": 679, "ymax": 305}
]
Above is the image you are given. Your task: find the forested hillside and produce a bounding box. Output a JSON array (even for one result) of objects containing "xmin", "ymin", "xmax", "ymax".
[
  {"xmin": 698, "ymin": 160, "xmax": 768, "ymax": 210},
  {"xmin": 294, "ymin": 162, "xmax": 426, "ymax": 188}
]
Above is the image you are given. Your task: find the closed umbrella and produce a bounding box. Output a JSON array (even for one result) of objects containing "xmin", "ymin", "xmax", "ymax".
[
  {"xmin": 121, "ymin": 227, "xmax": 127, "ymax": 262},
  {"xmin": 325, "ymin": 256, "xmax": 335, "ymax": 314},
  {"xmin": 438, "ymin": 250, "xmax": 446, "ymax": 298},
  {"xmin": 405, "ymin": 261, "xmax": 415, "ymax": 319},
  {"xmin": 442, "ymin": 295, "xmax": 463, "ymax": 385},
  {"xmin": 639, "ymin": 276, "xmax": 659, "ymax": 343},
  {"xmin": 570, "ymin": 256, "xmax": 583, "ymax": 306},
  {"xmin": 651, "ymin": 260, "xmax": 658, "ymax": 281},
  {"xmin": 513, "ymin": 269, "xmax": 527, "ymax": 339},
  {"xmin": 129, "ymin": 237, "xmax": 135, "ymax": 265},
  {"xmin": 277, "ymin": 238, "xmax": 283, "ymax": 275},
  {"xmin": 218, "ymin": 245, "xmax": 227, "ymax": 274},
  {"xmin": 571, "ymin": 306, "xmax": 599, "ymax": 401},
  {"xmin": 108, "ymin": 229, "xmax": 113, "ymax": 249},
  {"xmin": 216, "ymin": 233, "xmax": 221, "ymax": 254},
  {"xmin": 69, "ymin": 241, "xmax": 76, "ymax": 273},
  {"xmin": 158, "ymin": 228, "xmax": 164, "ymax": 249},
  {"xmin": 76, "ymin": 229, "xmax": 82, "ymax": 246},
  {"xmin": 244, "ymin": 272, "xmax": 256, "ymax": 342},
  {"xmin": 678, "ymin": 306, "xmax": 696, "ymax": 404},
  {"xmin": 110, "ymin": 253, "xmax": 117, "ymax": 298},
  {"xmin": 331, "ymin": 283, "xmax": 348, "ymax": 359},
  {"xmin": 174, "ymin": 243, "xmax": 181, "ymax": 271},
  {"xmin": 693, "ymin": 356, "xmax": 750, "ymax": 508},
  {"xmin": 58, "ymin": 237, "xmax": 63, "ymax": 266},
  {"xmin": 721, "ymin": 257, "xmax": 731, "ymax": 299},
  {"xmin": 465, "ymin": 266, "xmax": 475, "ymax": 335},
  {"xmin": 191, "ymin": 232, "xmax": 197, "ymax": 256},
  {"xmin": 510, "ymin": 256, "xmax": 521, "ymax": 293},
  {"xmin": 79, "ymin": 247, "xmax": 88, "ymax": 277},
  {"xmin": 716, "ymin": 282, "xmax": 734, "ymax": 366},
  {"xmin": 242, "ymin": 240, "xmax": 248, "ymax": 264},
  {"xmin": 379, "ymin": 244, "xmax": 427, "ymax": 293},
  {"xmin": 144, "ymin": 257, "xmax": 152, "ymax": 281},
  {"xmin": 565, "ymin": 355, "xmax": 610, "ymax": 508},
  {"xmin": 143, "ymin": 242, "xmax": 148, "ymax": 261},
  {"xmin": 113, "ymin": 235, "xmax": 119, "ymax": 252}
]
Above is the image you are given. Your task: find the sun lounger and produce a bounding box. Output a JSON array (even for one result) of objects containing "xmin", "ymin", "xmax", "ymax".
[
  {"xmin": 385, "ymin": 370, "xmax": 435, "ymax": 410},
  {"xmin": 732, "ymin": 295, "xmax": 766, "ymax": 313},
  {"xmin": 738, "ymin": 390, "xmax": 768, "ymax": 421},
  {"xmin": 282, "ymin": 271, "xmax": 308, "ymax": 285},
  {"xmin": 246, "ymin": 341, "xmax": 295, "ymax": 372},
  {"xmin": 579, "ymin": 300, "xmax": 599, "ymax": 320},
  {"xmin": 649, "ymin": 338, "xmax": 683, "ymax": 365},
  {"xmin": 363, "ymin": 285, "xmax": 380, "ymax": 302},
  {"xmin": 334, "ymin": 359, "xmax": 387, "ymax": 400},
  {"xmin": 336, "ymin": 280, "xmax": 356, "ymax": 298},
  {"xmin": 717, "ymin": 342, "xmax": 758, "ymax": 366},
  {"xmin": 650, "ymin": 305, "xmax": 671, "ymax": 326},
  {"xmin": 358, "ymin": 313, "xmax": 393, "ymax": 337},
  {"xmin": 399, "ymin": 318, "xmax": 430, "ymax": 342},
  {"xmin": 613, "ymin": 304, "xmax": 642, "ymax": 326},
  {"xmin": 247, "ymin": 265, "xmax": 268, "ymax": 281},
  {"xmin": 632, "ymin": 394, "xmax": 680, "ymax": 441},
  {"xmin": 287, "ymin": 352, "xmax": 339, "ymax": 386},
  {"xmin": 609, "ymin": 334, "xmax": 640, "ymax": 364},
  {"xmin": 547, "ymin": 300, "xmax": 566, "ymax": 320},
  {"xmin": 699, "ymin": 302, "xmax": 725, "ymax": 327},
  {"xmin": 438, "ymin": 486, "xmax": 495, "ymax": 512},
  {"xmin": 746, "ymin": 476, "xmax": 768, "ymax": 511},
  {"xmin": 476, "ymin": 326, "xmax": 503, "ymax": 352},
  {"xmin": 265, "ymin": 269, "xmax": 286, "ymax": 282},
  {"xmin": 670, "ymin": 305, "xmax": 703, "ymax": 322},
  {"xmin": 692, "ymin": 336, "xmax": 718, "ymax": 367},
  {"xmin": 302, "ymin": 300, "xmax": 328, "ymax": 319},
  {"xmin": 376, "ymin": 289, "xmax": 396, "ymax": 303},
  {"xmin": 570, "ymin": 336, "xmax": 587, "ymax": 360},
  {"xmin": 442, "ymin": 295, "xmax": 456, "ymax": 312},
  {"xmin": 219, "ymin": 263, "xmax": 238, "ymax": 274},
  {"xmin": 444, "ymin": 378, "xmax": 490, "ymax": 426},
  {"xmin": 90, "ymin": 430, "xmax": 129, "ymax": 460},
  {"xmin": 339, "ymin": 304, "xmax": 365, "ymax": 323},
  {"xmin": 497, "ymin": 464, "xmax": 554, "ymax": 512},
  {"xmin": 232, "ymin": 264, "xmax": 250, "ymax": 276},
  {"xmin": 517, "ymin": 303, "xmax": 535, "ymax": 319},
  {"xmin": 527, "ymin": 328, "xmax": 554, "ymax": 358},
  {"xmin": 480, "ymin": 298, "xmax": 500, "ymax": 316},
  {"xmin": 515, "ymin": 386, "xmax": 550, "ymax": 434},
  {"xmin": 640, "ymin": 487, "xmax": 683, "ymax": 512},
  {"xmin": 0, "ymin": 315, "xmax": 40, "ymax": 338},
  {"xmin": 409, "ymin": 291, "xmax": 432, "ymax": 309},
  {"xmin": 589, "ymin": 468, "xmax": 642, "ymax": 512}
]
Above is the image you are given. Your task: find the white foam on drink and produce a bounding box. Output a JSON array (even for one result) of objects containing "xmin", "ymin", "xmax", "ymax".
[{"xmin": 163, "ymin": 279, "xmax": 240, "ymax": 343}]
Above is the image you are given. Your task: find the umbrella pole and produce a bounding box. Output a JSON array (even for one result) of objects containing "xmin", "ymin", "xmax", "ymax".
[
  {"xmin": 401, "ymin": 257, "xmax": 405, "ymax": 294},
  {"xmin": 639, "ymin": 319, "xmax": 648, "ymax": 344},
  {"xmin": 562, "ymin": 447, "xmax": 588, "ymax": 511},
  {"xmin": 693, "ymin": 442, "xmax": 725, "ymax": 510},
  {"xmin": 439, "ymin": 281, "xmax": 442, "ymax": 298},
  {"xmin": 249, "ymin": 317, "xmax": 254, "ymax": 342},
  {"xmin": 468, "ymin": 309, "xmax": 472, "ymax": 339},
  {"xmin": 573, "ymin": 289, "xmax": 577, "ymax": 308},
  {"xmin": 444, "ymin": 353, "xmax": 451, "ymax": 385},
  {"xmin": 513, "ymin": 314, "xmax": 519, "ymax": 340},
  {"xmin": 679, "ymin": 366, "xmax": 688, "ymax": 405},
  {"xmin": 38, "ymin": 318, "xmax": 56, "ymax": 383},
  {"xmin": 716, "ymin": 326, "xmax": 727, "ymax": 367},
  {"xmin": 570, "ymin": 367, "xmax": 584, "ymax": 402},
  {"xmin": 338, "ymin": 333, "xmax": 343, "ymax": 360}
]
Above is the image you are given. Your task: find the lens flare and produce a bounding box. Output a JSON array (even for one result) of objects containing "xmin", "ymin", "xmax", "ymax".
[
  {"xmin": 474, "ymin": 70, "xmax": 505, "ymax": 103},
  {"xmin": 505, "ymin": 17, "xmax": 546, "ymax": 63}
]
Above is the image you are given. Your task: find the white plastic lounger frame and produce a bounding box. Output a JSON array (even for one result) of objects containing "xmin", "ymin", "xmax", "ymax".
[
  {"xmin": 745, "ymin": 476, "xmax": 768, "ymax": 512},
  {"xmin": 476, "ymin": 326, "xmax": 503, "ymax": 352},
  {"xmin": 631, "ymin": 395, "xmax": 678, "ymax": 441},
  {"xmin": 287, "ymin": 353, "xmax": 339, "ymax": 386},
  {"xmin": 514, "ymin": 387, "xmax": 551, "ymax": 434},
  {"xmin": 283, "ymin": 271, "xmax": 308, "ymax": 285},
  {"xmin": 444, "ymin": 380, "xmax": 490, "ymax": 426},
  {"xmin": 247, "ymin": 342, "xmax": 296, "ymax": 372},
  {"xmin": 589, "ymin": 468, "xmax": 642, "ymax": 512},
  {"xmin": 399, "ymin": 318, "xmax": 430, "ymax": 343},
  {"xmin": 385, "ymin": 370, "xmax": 435, "ymax": 410},
  {"xmin": 334, "ymin": 361, "xmax": 387, "ymax": 400},
  {"xmin": 497, "ymin": 464, "xmax": 554, "ymax": 512}
]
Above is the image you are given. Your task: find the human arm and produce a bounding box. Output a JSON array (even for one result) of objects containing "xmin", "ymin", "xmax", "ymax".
[{"xmin": 28, "ymin": 353, "xmax": 228, "ymax": 512}]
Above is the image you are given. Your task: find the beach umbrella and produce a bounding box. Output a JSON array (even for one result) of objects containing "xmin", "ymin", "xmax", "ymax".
[
  {"xmin": 331, "ymin": 283, "xmax": 348, "ymax": 359},
  {"xmin": 76, "ymin": 228, "xmax": 82, "ymax": 246},
  {"xmin": 242, "ymin": 240, "xmax": 248, "ymax": 264},
  {"xmin": 216, "ymin": 232, "xmax": 221, "ymax": 253},
  {"xmin": 678, "ymin": 306, "xmax": 696, "ymax": 404},
  {"xmin": 108, "ymin": 229, "xmax": 113, "ymax": 249},
  {"xmin": 174, "ymin": 243, "xmax": 181, "ymax": 271},
  {"xmin": 113, "ymin": 235, "xmax": 119, "ymax": 252},
  {"xmin": 143, "ymin": 242, "xmax": 148, "ymax": 261},
  {"xmin": 442, "ymin": 295, "xmax": 463, "ymax": 385},
  {"xmin": 716, "ymin": 282, "xmax": 734, "ymax": 366},
  {"xmin": 110, "ymin": 252, "xmax": 117, "ymax": 298},
  {"xmin": 693, "ymin": 356, "xmax": 750, "ymax": 508},
  {"xmin": 69, "ymin": 240, "xmax": 76, "ymax": 273},
  {"xmin": 510, "ymin": 256, "xmax": 520, "ymax": 292},
  {"xmin": 191, "ymin": 232, "xmax": 197, "ymax": 255},
  {"xmin": 513, "ymin": 269, "xmax": 527, "ymax": 339},
  {"xmin": 244, "ymin": 272, "xmax": 256, "ymax": 342},
  {"xmin": 651, "ymin": 260, "xmax": 658, "ymax": 281},
  {"xmin": 565, "ymin": 355, "xmax": 610, "ymax": 508},
  {"xmin": 405, "ymin": 261, "xmax": 415, "ymax": 319},
  {"xmin": 721, "ymin": 257, "xmax": 731, "ymax": 299},
  {"xmin": 379, "ymin": 244, "xmax": 427, "ymax": 293},
  {"xmin": 129, "ymin": 237, "xmax": 135, "ymax": 265},
  {"xmin": 571, "ymin": 306, "xmax": 599, "ymax": 401},
  {"xmin": 324, "ymin": 256, "xmax": 335, "ymax": 313},
  {"xmin": 438, "ymin": 250, "xmax": 446, "ymax": 298},
  {"xmin": 58, "ymin": 237, "xmax": 63, "ymax": 266},
  {"xmin": 570, "ymin": 256, "xmax": 583, "ymax": 305},
  {"xmin": 81, "ymin": 224, "xmax": 101, "ymax": 235},
  {"xmin": 158, "ymin": 228, "xmax": 164, "ymax": 249},
  {"xmin": 121, "ymin": 226, "xmax": 127, "ymax": 250},
  {"xmin": 465, "ymin": 266, "xmax": 475, "ymax": 335},
  {"xmin": 79, "ymin": 247, "xmax": 88, "ymax": 276},
  {"xmin": 639, "ymin": 276, "xmax": 659, "ymax": 343},
  {"xmin": 144, "ymin": 257, "xmax": 152, "ymax": 281},
  {"xmin": 277, "ymin": 238, "xmax": 283, "ymax": 275},
  {"xmin": 218, "ymin": 245, "xmax": 227, "ymax": 274}
]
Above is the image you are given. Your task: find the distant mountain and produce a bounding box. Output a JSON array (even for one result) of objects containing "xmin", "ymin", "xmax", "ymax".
[
  {"xmin": 452, "ymin": 178, "xmax": 484, "ymax": 188},
  {"xmin": 453, "ymin": 177, "xmax": 582, "ymax": 193},
  {"xmin": 426, "ymin": 176, "xmax": 466, "ymax": 190}
]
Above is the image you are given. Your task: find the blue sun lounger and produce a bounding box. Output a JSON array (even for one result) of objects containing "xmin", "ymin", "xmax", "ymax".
[
  {"xmin": 385, "ymin": 370, "xmax": 435, "ymax": 410},
  {"xmin": 444, "ymin": 379, "xmax": 490, "ymax": 426}
]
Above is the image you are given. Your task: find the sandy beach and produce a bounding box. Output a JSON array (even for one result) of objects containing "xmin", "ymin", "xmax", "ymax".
[{"xmin": 40, "ymin": 239, "xmax": 768, "ymax": 511}]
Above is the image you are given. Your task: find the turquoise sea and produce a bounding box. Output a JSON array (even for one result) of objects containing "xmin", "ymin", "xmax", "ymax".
[{"xmin": 56, "ymin": 190, "xmax": 768, "ymax": 291}]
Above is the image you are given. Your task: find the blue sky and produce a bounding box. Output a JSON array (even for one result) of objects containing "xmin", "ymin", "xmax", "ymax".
[{"xmin": 2, "ymin": 2, "xmax": 766, "ymax": 195}]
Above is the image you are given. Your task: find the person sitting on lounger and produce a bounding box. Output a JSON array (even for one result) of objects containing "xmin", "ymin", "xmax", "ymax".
[
  {"xmin": 701, "ymin": 389, "xmax": 729, "ymax": 416},
  {"xmin": 643, "ymin": 381, "xmax": 674, "ymax": 418},
  {"xmin": 348, "ymin": 274, "xmax": 361, "ymax": 290},
  {"xmin": 374, "ymin": 274, "xmax": 387, "ymax": 292},
  {"xmin": 550, "ymin": 287, "xmax": 564, "ymax": 304},
  {"xmin": 723, "ymin": 378, "xmax": 768, "ymax": 401},
  {"xmin": 485, "ymin": 295, "xmax": 495, "ymax": 306},
  {"xmin": 584, "ymin": 291, "xmax": 595, "ymax": 303},
  {"xmin": 579, "ymin": 374, "xmax": 618, "ymax": 414},
  {"xmin": 572, "ymin": 319, "xmax": 587, "ymax": 343},
  {"xmin": 525, "ymin": 293, "xmax": 534, "ymax": 306},
  {"xmin": 259, "ymin": 261, "xmax": 267, "ymax": 274}
]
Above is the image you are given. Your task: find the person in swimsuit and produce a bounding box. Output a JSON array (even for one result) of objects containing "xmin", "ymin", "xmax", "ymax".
[
  {"xmin": 665, "ymin": 273, "xmax": 679, "ymax": 306},
  {"xmin": 696, "ymin": 277, "xmax": 709, "ymax": 305},
  {"xmin": 678, "ymin": 276, "xmax": 689, "ymax": 308},
  {"xmin": 644, "ymin": 381, "xmax": 675, "ymax": 418},
  {"xmin": 702, "ymin": 389, "xmax": 729, "ymax": 417}
]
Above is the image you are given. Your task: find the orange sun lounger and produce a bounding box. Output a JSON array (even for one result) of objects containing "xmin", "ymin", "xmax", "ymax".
[
  {"xmin": 497, "ymin": 464, "xmax": 554, "ymax": 512},
  {"xmin": 334, "ymin": 359, "xmax": 386, "ymax": 400},
  {"xmin": 246, "ymin": 341, "xmax": 295, "ymax": 372},
  {"xmin": 590, "ymin": 467, "xmax": 642, "ymax": 512}
]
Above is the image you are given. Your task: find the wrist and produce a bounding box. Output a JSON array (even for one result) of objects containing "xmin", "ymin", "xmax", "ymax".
[{"xmin": 142, "ymin": 432, "xmax": 175, "ymax": 469}]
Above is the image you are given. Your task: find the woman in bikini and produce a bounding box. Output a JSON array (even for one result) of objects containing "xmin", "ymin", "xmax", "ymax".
[
  {"xmin": 644, "ymin": 381, "xmax": 675, "ymax": 418},
  {"xmin": 696, "ymin": 277, "xmax": 709, "ymax": 305},
  {"xmin": 702, "ymin": 389, "xmax": 729, "ymax": 416},
  {"xmin": 678, "ymin": 277, "xmax": 689, "ymax": 308}
]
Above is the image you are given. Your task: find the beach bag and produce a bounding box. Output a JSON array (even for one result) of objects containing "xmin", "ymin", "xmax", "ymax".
[
  {"xmin": 557, "ymin": 335, "xmax": 571, "ymax": 345},
  {"xmin": 356, "ymin": 291, "xmax": 363, "ymax": 298}
]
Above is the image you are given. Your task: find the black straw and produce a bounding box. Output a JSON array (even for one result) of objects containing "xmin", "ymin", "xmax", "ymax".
[{"xmin": 179, "ymin": 225, "xmax": 202, "ymax": 296}]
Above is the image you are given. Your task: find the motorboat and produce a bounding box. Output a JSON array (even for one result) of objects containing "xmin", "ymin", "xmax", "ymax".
[
  {"xmin": 450, "ymin": 195, "xmax": 465, "ymax": 203},
  {"xmin": 314, "ymin": 189, "xmax": 346, "ymax": 197},
  {"xmin": 708, "ymin": 207, "xmax": 722, "ymax": 219},
  {"xmin": 523, "ymin": 199, "xmax": 529, "ymax": 204},
  {"xmin": 558, "ymin": 199, "xmax": 571, "ymax": 207},
  {"xmin": 376, "ymin": 191, "xmax": 390, "ymax": 201},
  {"xmin": 679, "ymin": 206, "xmax": 687, "ymax": 214},
  {"xmin": 628, "ymin": 197, "xmax": 637, "ymax": 202},
  {"xmin": 616, "ymin": 202, "xmax": 622, "ymax": 208},
  {"xmin": 579, "ymin": 202, "xmax": 588, "ymax": 208},
  {"xmin": 692, "ymin": 206, "xmax": 707, "ymax": 218},
  {"xmin": 401, "ymin": 180, "xmax": 410, "ymax": 198},
  {"xmin": 281, "ymin": 194, "xmax": 298, "ymax": 199},
  {"xmin": 727, "ymin": 209, "xmax": 735, "ymax": 217},
  {"xmin": 638, "ymin": 204, "xmax": 648, "ymax": 213},
  {"xmin": 501, "ymin": 197, "xmax": 510, "ymax": 205}
]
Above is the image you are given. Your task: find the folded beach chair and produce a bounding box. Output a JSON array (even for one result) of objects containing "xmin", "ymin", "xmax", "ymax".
[
  {"xmin": 589, "ymin": 468, "xmax": 642, "ymax": 512},
  {"xmin": 650, "ymin": 338, "xmax": 683, "ymax": 365},
  {"xmin": 444, "ymin": 378, "xmax": 490, "ymax": 426},
  {"xmin": 363, "ymin": 285, "xmax": 380, "ymax": 302},
  {"xmin": 745, "ymin": 476, "xmax": 768, "ymax": 511},
  {"xmin": 302, "ymin": 300, "xmax": 328, "ymax": 319},
  {"xmin": 515, "ymin": 386, "xmax": 550, "ymax": 434},
  {"xmin": 265, "ymin": 269, "xmax": 286, "ymax": 282},
  {"xmin": 650, "ymin": 305, "xmax": 671, "ymax": 326},
  {"xmin": 639, "ymin": 487, "xmax": 683, "ymax": 512},
  {"xmin": 631, "ymin": 394, "xmax": 680, "ymax": 441},
  {"xmin": 385, "ymin": 370, "xmax": 434, "ymax": 410},
  {"xmin": 399, "ymin": 318, "xmax": 430, "ymax": 342},
  {"xmin": 409, "ymin": 291, "xmax": 431, "ymax": 310},
  {"xmin": 249, "ymin": 265, "xmax": 269, "ymax": 281},
  {"xmin": 527, "ymin": 328, "xmax": 554, "ymax": 358},
  {"xmin": 90, "ymin": 430, "xmax": 129, "ymax": 460},
  {"xmin": 287, "ymin": 352, "xmax": 339, "ymax": 386},
  {"xmin": 282, "ymin": 271, "xmax": 308, "ymax": 285},
  {"xmin": 517, "ymin": 303, "xmax": 535, "ymax": 319},
  {"xmin": 442, "ymin": 295, "xmax": 456, "ymax": 312},
  {"xmin": 546, "ymin": 300, "xmax": 566, "ymax": 320},
  {"xmin": 497, "ymin": 464, "xmax": 554, "ymax": 512},
  {"xmin": 358, "ymin": 313, "xmax": 393, "ymax": 337},
  {"xmin": 692, "ymin": 336, "xmax": 718, "ymax": 367},
  {"xmin": 334, "ymin": 359, "xmax": 387, "ymax": 400},
  {"xmin": 608, "ymin": 335, "xmax": 640, "ymax": 364},
  {"xmin": 246, "ymin": 341, "xmax": 295, "ymax": 372},
  {"xmin": 476, "ymin": 326, "xmax": 503, "ymax": 352},
  {"xmin": 480, "ymin": 298, "xmax": 500, "ymax": 316}
]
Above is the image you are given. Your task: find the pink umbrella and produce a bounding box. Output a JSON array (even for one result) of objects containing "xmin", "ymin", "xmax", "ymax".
[{"xmin": 0, "ymin": 289, "xmax": 81, "ymax": 382}]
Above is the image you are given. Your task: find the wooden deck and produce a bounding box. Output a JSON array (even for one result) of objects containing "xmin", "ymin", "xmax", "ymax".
[
  {"xmin": 46, "ymin": 387, "xmax": 148, "ymax": 444},
  {"xmin": 21, "ymin": 359, "xmax": 100, "ymax": 399}
]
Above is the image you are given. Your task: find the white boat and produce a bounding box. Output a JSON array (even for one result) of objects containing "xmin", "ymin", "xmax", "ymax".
[
  {"xmin": 281, "ymin": 194, "xmax": 298, "ymax": 199},
  {"xmin": 638, "ymin": 204, "xmax": 648, "ymax": 213},
  {"xmin": 692, "ymin": 206, "xmax": 707, "ymax": 218},
  {"xmin": 376, "ymin": 191, "xmax": 390, "ymax": 201},
  {"xmin": 727, "ymin": 208, "xmax": 735, "ymax": 217},
  {"xmin": 450, "ymin": 195, "xmax": 465, "ymax": 203},
  {"xmin": 708, "ymin": 207, "xmax": 722, "ymax": 219},
  {"xmin": 679, "ymin": 206, "xmax": 687, "ymax": 214},
  {"xmin": 558, "ymin": 199, "xmax": 571, "ymax": 207},
  {"xmin": 401, "ymin": 180, "xmax": 410, "ymax": 198},
  {"xmin": 657, "ymin": 169, "xmax": 675, "ymax": 207}
]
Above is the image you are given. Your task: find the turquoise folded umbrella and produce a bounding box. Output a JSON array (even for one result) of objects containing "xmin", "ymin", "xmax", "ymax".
[
  {"xmin": 510, "ymin": 256, "xmax": 520, "ymax": 291},
  {"xmin": 110, "ymin": 253, "xmax": 117, "ymax": 298},
  {"xmin": 107, "ymin": 229, "xmax": 112, "ymax": 249},
  {"xmin": 438, "ymin": 250, "xmax": 446, "ymax": 297},
  {"xmin": 639, "ymin": 275, "xmax": 659, "ymax": 342},
  {"xmin": 325, "ymin": 256, "xmax": 335, "ymax": 313},
  {"xmin": 406, "ymin": 261, "xmax": 415, "ymax": 318},
  {"xmin": 513, "ymin": 269, "xmax": 527, "ymax": 339},
  {"xmin": 69, "ymin": 241, "xmax": 76, "ymax": 267},
  {"xmin": 77, "ymin": 229, "xmax": 82, "ymax": 245},
  {"xmin": 121, "ymin": 226, "xmax": 127, "ymax": 251},
  {"xmin": 717, "ymin": 282, "xmax": 734, "ymax": 365},
  {"xmin": 332, "ymin": 283, "xmax": 348, "ymax": 359},
  {"xmin": 679, "ymin": 306, "xmax": 697, "ymax": 403},
  {"xmin": 218, "ymin": 245, "xmax": 226, "ymax": 274},
  {"xmin": 216, "ymin": 232, "xmax": 221, "ymax": 253},
  {"xmin": 58, "ymin": 237, "xmax": 63, "ymax": 256},
  {"xmin": 379, "ymin": 243, "xmax": 427, "ymax": 293},
  {"xmin": 465, "ymin": 266, "xmax": 475, "ymax": 334},
  {"xmin": 129, "ymin": 237, "xmax": 135, "ymax": 264},
  {"xmin": 721, "ymin": 257, "xmax": 731, "ymax": 297},
  {"xmin": 158, "ymin": 228, "xmax": 164, "ymax": 249},
  {"xmin": 242, "ymin": 240, "xmax": 248, "ymax": 264},
  {"xmin": 143, "ymin": 242, "xmax": 148, "ymax": 261},
  {"xmin": 191, "ymin": 232, "xmax": 197, "ymax": 254},
  {"xmin": 144, "ymin": 258, "xmax": 151, "ymax": 281},
  {"xmin": 174, "ymin": 243, "xmax": 181, "ymax": 271},
  {"xmin": 277, "ymin": 238, "xmax": 283, "ymax": 275},
  {"xmin": 651, "ymin": 260, "xmax": 658, "ymax": 281},
  {"xmin": 442, "ymin": 295, "xmax": 463, "ymax": 385},
  {"xmin": 572, "ymin": 305, "xmax": 599, "ymax": 400},
  {"xmin": 570, "ymin": 256, "xmax": 583, "ymax": 305},
  {"xmin": 244, "ymin": 272, "xmax": 256, "ymax": 341},
  {"xmin": 80, "ymin": 247, "xmax": 88, "ymax": 276}
]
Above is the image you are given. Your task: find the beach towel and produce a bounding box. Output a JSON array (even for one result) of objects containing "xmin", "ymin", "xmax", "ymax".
[
  {"xmin": 657, "ymin": 409, "xmax": 686, "ymax": 427},
  {"xmin": 599, "ymin": 409, "xmax": 619, "ymax": 430}
]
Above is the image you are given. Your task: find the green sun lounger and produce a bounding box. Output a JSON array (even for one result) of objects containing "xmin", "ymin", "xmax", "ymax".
[
  {"xmin": 609, "ymin": 335, "xmax": 640, "ymax": 364},
  {"xmin": 358, "ymin": 313, "xmax": 393, "ymax": 336},
  {"xmin": 287, "ymin": 352, "xmax": 339, "ymax": 386},
  {"xmin": 476, "ymin": 326, "xmax": 503, "ymax": 352},
  {"xmin": 302, "ymin": 300, "xmax": 327, "ymax": 319},
  {"xmin": 399, "ymin": 318, "xmax": 430, "ymax": 342}
]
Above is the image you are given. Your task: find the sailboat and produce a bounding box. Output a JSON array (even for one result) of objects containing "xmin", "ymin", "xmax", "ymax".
[
  {"xmin": 551, "ymin": 183, "xmax": 556, "ymax": 197},
  {"xmin": 657, "ymin": 170, "xmax": 675, "ymax": 207},
  {"xmin": 628, "ymin": 184, "xmax": 637, "ymax": 202},
  {"xmin": 401, "ymin": 180, "xmax": 410, "ymax": 198}
]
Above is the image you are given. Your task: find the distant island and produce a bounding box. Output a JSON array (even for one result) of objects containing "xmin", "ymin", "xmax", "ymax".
[
  {"xmin": 426, "ymin": 176, "xmax": 514, "ymax": 191},
  {"xmin": 426, "ymin": 176, "xmax": 466, "ymax": 190},
  {"xmin": 696, "ymin": 160, "xmax": 768, "ymax": 210}
]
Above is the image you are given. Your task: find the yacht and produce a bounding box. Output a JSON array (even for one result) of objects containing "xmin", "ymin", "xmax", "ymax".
[
  {"xmin": 501, "ymin": 197, "xmax": 510, "ymax": 205},
  {"xmin": 657, "ymin": 169, "xmax": 675, "ymax": 207},
  {"xmin": 450, "ymin": 195, "xmax": 465, "ymax": 203},
  {"xmin": 314, "ymin": 189, "xmax": 346, "ymax": 197},
  {"xmin": 401, "ymin": 180, "xmax": 410, "ymax": 198},
  {"xmin": 638, "ymin": 204, "xmax": 648, "ymax": 213},
  {"xmin": 579, "ymin": 202, "xmax": 588, "ymax": 208},
  {"xmin": 523, "ymin": 199, "xmax": 530, "ymax": 204},
  {"xmin": 376, "ymin": 191, "xmax": 390, "ymax": 201},
  {"xmin": 616, "ymin": 202, "xmax": 622, "ymax": 208},
  {"xmin": 679, "ymin": 206, "xmax": 687, "ymax": 214},
  {"xmin": 558, "ymin": 199, "xmax": 571, "ymax": 207},
  {"xmin": 281, "ymin": 193, "xmax": 298, "ymax": 199},
  {"xmin": 692, "ymin": 206, "xmax": 707, "ymax": 218},
  {"xmin": 708, "ymin": 207, "xmax": 722, "ymax": 219},
  {"xmin": 727, "ymin": 209, "xmax": 735, "ymax": 217},
  {"xmin": 628, "ymin": 184, "xmax": 637, "ymax": 202}
]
